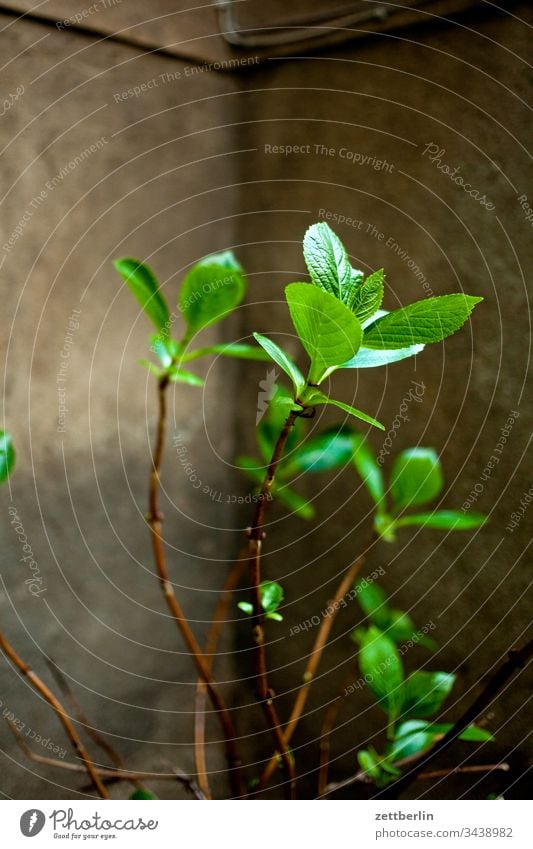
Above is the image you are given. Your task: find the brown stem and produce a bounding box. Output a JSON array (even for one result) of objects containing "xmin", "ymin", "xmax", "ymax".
[
  {"xmin": 259, "ymin": 544, "xmax": 370, "ymax": 789},
  {"xmin": 247, "ymin": 409, "xmax": 300, "ymax": 799},
  {"xmin": 45, "ymin": 658, "xmax": 152, "ymax": 795},
  {"xmin": 169, "ymin": 767, "xmax": 208, "ymax": 800},
  {"xmin": 7, "ymin": 723, "xmax": 206, "ymax": 798},
  {"xmin": 379, "ymin": 638, "xmax": 533, "ymax": 799},
  {"xmin": 0, "ymin": 633, "xmax": 108, "ymax": 798},
  {"xmin": 194, "ymin": 550, "xmax": 247, "ymax": 799},
  {"xmin": 45, "ymin": 659, "xmax": 131, "ymax": 769},
  {"xmin": 317, "ymin": 669, "xmax": 355, "ymax": 795},
  {"xmin": 320, "ymin": 759, "xmax": 510, "ymax": 797},
  {"xmin": 320, "ymin": 735, "xmax": 505, "ymax": 796},
  {"xmin": 148, "ymin": 376, "xmax": 244, "ymax": 798},
  {"xmin": 417, "ymin": 763, "xmax": 509, "ymax": 781}
]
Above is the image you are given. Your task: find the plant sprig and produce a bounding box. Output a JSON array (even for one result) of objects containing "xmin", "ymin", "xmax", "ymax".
[
  {"xmin": 253, "ymin": 222, "xmax": 482, "ymax": 430},
  {"xmin": 348, "ymin": 443, "xmax": 489, "ymax": 784},
  {"xmin": 1, "ymin": 221, "xmax": 505, "ymax": 803},
  {"xmin": 353, "ymin": 589, "xmax": 493, "ymax": 788},
  {"xmin": 236, "ymin": 397, "xmax": 356, "ymax": 519},
  {"xmin": 113, "ymin": 251, "xmax": 269, "ymax": 387},
  {"xmin": 238, "ymin": 581, "xmax": 284, "ymax": 622},
  {"xmin": 351, "ymin": 434, "xmax": 487, "ymax": 541}
]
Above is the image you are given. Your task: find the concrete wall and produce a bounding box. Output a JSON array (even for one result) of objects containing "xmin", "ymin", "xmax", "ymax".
[{"xmin": 0, "ymin": 2, "xmax": 531, "ymax": 799}]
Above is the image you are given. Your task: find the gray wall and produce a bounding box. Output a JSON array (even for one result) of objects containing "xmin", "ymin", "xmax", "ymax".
[{"xmin": 0, "ymin": 2, "xmax": 531, "ymax": 799}]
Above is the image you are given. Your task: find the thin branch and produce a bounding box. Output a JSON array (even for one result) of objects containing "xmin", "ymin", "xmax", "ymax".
[
  {"xmin": 379, "ymin": 639, "xmax": 533, "ymax": 799},
  {"xmin": 194, "ymin": 550, "xmax": 247, "ymax": 799},
  {"xmin": 319, "ymin": 750, "xmax": 417, "ymax": 797},
  {"xmin": 319, "ymin": 640, "xmax": 532, "ymax": 800},
  {"xmin": 417, "ymin": 763, "xmax": 510, "ymax": 781},
  {"xmin": 45, "ymin": 657, "xmax": 151, "ymax": 794},
  {"xmin": 0, "ymin": 633, "xmax": 108, "ymax": 798},
  {"xmin": 45, "ymin": 659, "xmax": 129, "ymax": 770},
  {"xmin": 259, "ymin": 544, "xmax": 371, "ymax": 789},
  {"xmin": 287, "ymin": 550, "xmax": 369, "ymax": 737},
  {"xmin": 6, "ymin": 721, "xmax": 143, "ymax": 780},
  {"xmin": 147, "ymin": 375, "xmax": 245, "ymax": 798},
  {"xmin": 247, "ymin": 409, "xmax": 300, "ymax": 799},
  {"xmin": 170, "ymin": 767, "xmax": 208, "ymax": 800},
  {"xmin": 320, "ymin": 758, "xmax": 510, "ymax": 797},
  {"xmin": 7, "ymin": 722, "xmax": 205, "ymax": 798},
  {"xmin": 318, "ymin": 669, "xmax": 355, "ymax": 796}
]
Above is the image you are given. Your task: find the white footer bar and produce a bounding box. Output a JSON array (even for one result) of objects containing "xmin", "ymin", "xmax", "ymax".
[{"xmin": 2, "ymin": 799, "xmax": 529, "ymax": 848}]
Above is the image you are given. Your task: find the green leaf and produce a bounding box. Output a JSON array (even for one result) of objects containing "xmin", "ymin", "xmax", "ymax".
[
  {"xmin": 385, "ymin": 609, "xmax": 418, "ymax": 642},
  {"xmin": 401, "ymin": 671, "xmax": 455, "ymax": 719},
  {"xmin": 389, "ymin": 719, "xmax": 493, "ymax": 761},
  {"xmin": 129, "ymin": 788, "xmax": 158, "ymax": 800},
  {"xmin": 270, "ymin": 395, "xmax": 302, "ymax": 410},
  {"xmin": 350, "ymin": 627, "xmax": 367, "ymax": 645},
  {"xmin": 113, "ymin": 258, "xmax": 170, "ymax": 335},
  {"xmin": 139, "ymin": 359, "xmax": 163, "ymax": 379},
  {"xmin": 235, "ymin": 458, "xmax": 315, "ymax": 519},
  {"xmin": 303, "ymin": 222, "xmax": 352, "ymax": 301},
  {"xmin": 352, "ymin": 433, "xmax": 386, "ymax": 506},
  {"xmin": 355, "ymin": 583, "xmax": 437, "ymax": 650},
  {"xmin": 395, "ymin": 510, "xmax": 487, "ymax": 531},
  {"xmin": 168, "ymin": 367, "xmax": 205, "ymax": 387},
  {"xmin": 381, "ymin": 609, "xmax": 437, "ymax": 650},
  {"xmin": 199, "ymin": 342, "xmax": 270, "ymax": 361},
  {"xmin": 358, "ymin": 626, "xmax": 404, "ymax": 720},
  {"xmin": 285, "ymin": 283, "xmax": 362, "ymax": 383},
  {"xmin": 0, "ymin": 431, "xmax": 15, "ymax": 484},
  {"xmin": 197, "ymin": 250, "xmax": 242, "ymax": 272},
  {"xmin": 357, "ymin": 748, "xmax": 384, "ymax": 782},
  {"xmin": 388, "ymin": 720, "xmax": 436, "ymax": 761},
  {"xmin": 150, "ymin": 334, "xmax": 178, "ymax": 367},
  {"xmin": 339, "ymin": 344, "xmax": 425, "ymax": 369},
  {"xmin": 363, "ymin": 294, "xmax": 483, "ymax": 350},
  {"xmin": 253, "ymin": 333, "xmax": 305, "ymax": 395},
  {"xmin": 238, "ymin": 584, "xmax": 284, "ymax": 619},
  {"xmin": 362, "ymin": 308, "xmax": 386, "ymax": 328},
  {"xmin": 314, "ymin": 393, "xmax": 384, "ymax": 431},
  {"xmin": 350, "ymin": 267, "xmax": 365, "ymax": 288},
  {"xmin": 351, "ymin": 269, "xmax": 385, "ymax": 324},
  {"xmin": 260, "ymin": 581, "xmax": 284, "ymax": 613},
  {"xmin": 235, "ymin": 455, "xmax": 263, "ymax": 474},
  {"xmin": 429, "ymin": 723, "xmax": 494, "ymax": 743},
  {"xmin": 181, "ymin": 342, "xmax": 271, "ymax": 363},
  {"xmin": 357, "ymin": 747, "xmax": 399, "ymax": 787},
  {"xmin": 275, "ymin": 483, "xmax": 315, "ymax": 519},
  {"xmin": 374, "ymin": 512, "xmax": 397, "ymax": 543},
  {"xmin": 179, "ymin": 259, "xmax": 245, "ymax": 334},
  {"xmin": 387, "ymin": 610, "xmax": 438, "ymax": 651},
  {"xmin": 380, "ymin": 761, "xmax": 402, "ymax": 779},
  {"xmin": 390, "ymin": 448, "xmax": 443, "ymax": 510},
  {"xmin": 235, "ymin": 458, "xmax": 271, "ymax": 494},
  {"xmin": 417, "ymin": 635, "xmax": 439, "ymax": 652},
  {"xmin": 356, "ymin": 581, "xmax": 390, "ymax": 630},
  {"xmin": 282, "ymin": 425, "xmax": 355, "ymax": 476}
]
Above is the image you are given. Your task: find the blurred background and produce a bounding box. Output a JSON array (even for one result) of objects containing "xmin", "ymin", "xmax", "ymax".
[{"xmin": 0, "ymin": 0, "xmax": 531, "ymax": 799}]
